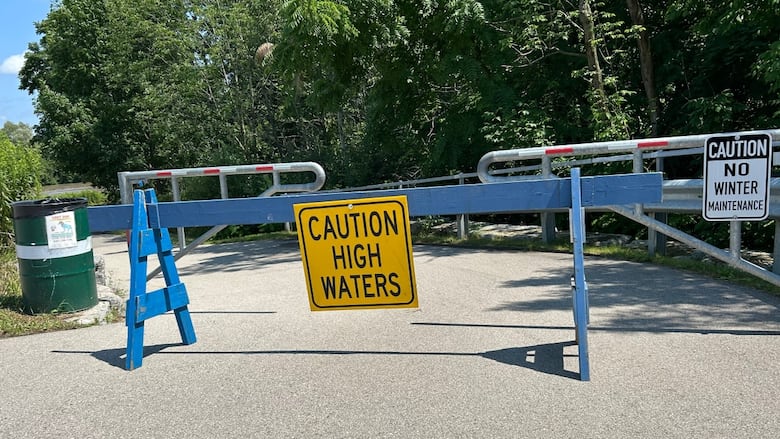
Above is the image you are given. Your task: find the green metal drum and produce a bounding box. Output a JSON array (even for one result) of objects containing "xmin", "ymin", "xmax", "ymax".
[{"xmin": 12, "ymin": 198, "xmax": 98, "ymax": 314}]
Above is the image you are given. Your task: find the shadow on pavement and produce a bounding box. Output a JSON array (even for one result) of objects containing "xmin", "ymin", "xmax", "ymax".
[
  {"xmin": 490, "ymin": 261, "xmax": 780, "ymax": 331},
  {"xmin": 412, "ymin": 321, "xmax": 780, "ymax": 336},
  {"xmin": 481, "ymin": 341, "xmax": 580, "ymax": 380},
  {"xmin": 188, "ymin": 310, "xmax": 277, "ymax": 315},
  {"xmin": 52, "ymin": 343, "xmax": 183, "ymax": 370},
  {"xmin": 55, "ymin": 340, "xmax": 583, "ymax": 380},
  {"xmin": 175, "ymin": 240, "xmax": 302, "ymax": 276}
]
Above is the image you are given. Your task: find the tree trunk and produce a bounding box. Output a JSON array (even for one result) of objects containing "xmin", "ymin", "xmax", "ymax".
[
  {"xmin": 626, "ymin": 0, "xmax": 659, "ymax": 136},
  {"xmin": 578, "ymin": 0, "xmax": 610, "ymax": 119}
]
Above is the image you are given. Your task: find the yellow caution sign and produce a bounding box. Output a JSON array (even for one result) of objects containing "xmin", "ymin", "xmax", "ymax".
[{"xmin": 294, "ymin": 196, "xmax": 418, "ymax": 311}]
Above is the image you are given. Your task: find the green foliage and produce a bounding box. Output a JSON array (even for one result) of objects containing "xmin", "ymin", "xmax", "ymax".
[
  {"xmin": 0, "ymin": 251, "xmax": 21, "ymax": 298},
  {"xmin": 666, "ymin": 214, "xmax": 776, "ymax": 251},
  {"xmin": 657, "ymin": 0, "xmax": 780, "ymax": 135},
  {"xmin": 1, "ymin": 122, "xmax": 33, "ymax": 147},
  {"xmin": 51, "ymin": 189, "xmax": 107, "ymax": 206},
  {"xmin": 0, "ymin": 133, "xmax": 43, "ymax": 247},
  {"xmin": 20, "ymin": 0, "xmax": 291, "ymax": 198},
  {"xmin": 588, "ymin": 212, "xmax": 645, "ymax": 238},
  {"xmin": 18, "ymin": 0, "xmax": 780, "ymax": 192}
]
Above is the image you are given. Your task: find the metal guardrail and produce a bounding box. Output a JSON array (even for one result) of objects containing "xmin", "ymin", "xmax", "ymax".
[
  {"xmin": 118, "ymin": 162, "xmax": 326, "ymax": 279},
  {"xmin": 118, "ymin": 162, "xmax": 326, "ymax": 204},
  {"xmin": 328, "ymin": 130, "xmax": 780, "ymax": 285},
  {"xmin": 115, "ymin": 131, "xmax": 780, "ymax": 286},
  {"xmin": 477, "ymin": 129, "xmax": 780, "ymax": 182},
  {"xmin": 476, "ymin": 129, "xmax": 780, "ymax": 284}
]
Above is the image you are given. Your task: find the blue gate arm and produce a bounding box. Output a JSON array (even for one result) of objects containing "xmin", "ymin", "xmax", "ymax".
[{"xmin": 88, "ymin": 173, "xmax": 662, "ymax": 232}]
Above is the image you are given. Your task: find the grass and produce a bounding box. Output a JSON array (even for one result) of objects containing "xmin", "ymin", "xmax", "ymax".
[
  {"xmin": 0, "ymin": 249, "xmax": 115, "ymax": 337},
  {"xmin": 0, "ymin": 308, "xmax": 84, "ymax": 337},
  {"xmin": 42, "ymin": 187, "xmax": 107, "ymax": 206},
  {"xmin": 55, "ymin": 189, "xmax": 107, "ymax": 206},
  {"xmin": 208, "ymin": 230, "xmax": 299, "ymax": 245}
]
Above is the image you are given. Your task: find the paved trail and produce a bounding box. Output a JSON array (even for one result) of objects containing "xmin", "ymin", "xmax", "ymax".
[{"xmin": 1, "ymin": 234, "xmax": 778, "ymax": 438}]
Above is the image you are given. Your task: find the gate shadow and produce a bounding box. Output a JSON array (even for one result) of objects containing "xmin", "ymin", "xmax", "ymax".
[{"xmin": 55, "ymin": 340, "xmax": 582, "ymax": 380}]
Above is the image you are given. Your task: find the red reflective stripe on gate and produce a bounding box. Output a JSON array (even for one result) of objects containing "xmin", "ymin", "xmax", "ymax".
[
  {"xmin": 156, "ymin": 171, "xmax": 172, "ymax": 177},
  {"xmin": 545, "ymin": 147, "xmax": 575, "ymax": 155},
  {"xmin": 203, "ymin": 168, "xmax": 221, "ymax": 175},
  {"xmin": 256, "ymin": 165, "xmax": 274, "ymax": 172},
  {"xmin": 637, "ymin": 141, "xmax": 668, "ymax": 148}
]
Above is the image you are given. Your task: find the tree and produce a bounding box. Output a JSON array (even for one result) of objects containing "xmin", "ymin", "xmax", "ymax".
[
  {"xmin": 1, "ymin": 122, "xmax": 34, "ymax": 147},
  {"xmin": 20, "ymin": 0, "xmax": 293, "ymax": 196},
  {"xmin": 21, "ymin": 0, "xmax": 142, "ymax": 192},
  {"xmin": 19, "ymin": 0, "xmax": 780, "ymax": 194},
  {"xmin": 275, "ymin": 0, "xmax": 542, "ymax": 181},
  {"xmin": 655, "ymin": 0, "xmax": 780, "ymax": 135}
]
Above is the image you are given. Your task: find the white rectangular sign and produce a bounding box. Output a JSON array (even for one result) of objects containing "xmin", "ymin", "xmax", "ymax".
[
  {"xmin": 703, "ymin": 132, "xmax": 772, "ymax": 221},
  {"xmin": 45, "ymin": 210, "xmax": 78, "ymax": 248}
]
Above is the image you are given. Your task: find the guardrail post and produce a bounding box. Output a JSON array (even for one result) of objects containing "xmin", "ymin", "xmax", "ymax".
[
  {"xmin": 648, "ymin": 157, "xmax": 667, "ymax": 256},
  {"xmin": 632, "ymin": 150, "xmax": 643, "ymax": 174},
  {"xmin": 773, "ymin": 220, "xmax": 780, "ymax": 274},
  {"xmin": 171, "ymin": 177, "xmax": 185, "ymax": 252},
  {"xmin": 219, "ymin": 174, "xmax": 229, "ymax": 199},
  {"xmin": 456, "ymin": 174, "xmax": 469, "ymax": 239},
  {"xmin": 647, "ymin": 212, "xmax": 668, "ymax": 256},
  {"xmin": 118, "ymin": 171, "xmax": 131, "ymax": 205},
  {"xmin": 730, "ymin": 221, "xmax": 742, "ymax": 261}
]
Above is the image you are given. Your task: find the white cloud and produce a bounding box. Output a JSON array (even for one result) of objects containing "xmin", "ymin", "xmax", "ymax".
[{"xmin": 0, "ymin": 53, "xmax": 26, "ymax": 75}]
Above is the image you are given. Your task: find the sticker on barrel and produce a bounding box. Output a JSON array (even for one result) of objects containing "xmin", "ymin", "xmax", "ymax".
[
  {"xmin": 45, "ymin": 211, "xmax": 78, "ymax": 249},
  {"xmin": 294, "ymin": 196, "xmax": 418, "ymax": 311}
]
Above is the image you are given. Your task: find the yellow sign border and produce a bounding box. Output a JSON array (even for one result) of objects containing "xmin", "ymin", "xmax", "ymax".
[{"xmin": 295, "ymin": 196, "xmax": 418, "ymax": 311}]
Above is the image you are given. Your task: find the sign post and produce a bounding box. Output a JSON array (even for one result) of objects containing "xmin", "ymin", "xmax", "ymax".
[
  {"xmin": 703, "ymin": 132, "xmax": 772, "ymax": 221},
  {"xmin": 295, "ymin": 196, "xmax": 418, "ymax": 311}
]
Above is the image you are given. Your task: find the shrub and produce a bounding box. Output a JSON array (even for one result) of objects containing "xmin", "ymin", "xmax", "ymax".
[
  {"xmin": 0, "ymin": 133, "xmax": 44, "ymax": 247},
  {"xmin": 52, "ymin": 189, "xmax": 108, "ymax": 206}
]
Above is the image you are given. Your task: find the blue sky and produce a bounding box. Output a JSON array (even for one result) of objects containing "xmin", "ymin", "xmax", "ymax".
[{"xmin": 0, "ymin": 0, "xmax": 53, "ymax": 126}]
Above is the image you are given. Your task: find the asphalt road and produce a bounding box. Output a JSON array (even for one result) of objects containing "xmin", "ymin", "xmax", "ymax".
[{"xmin": 1, "ymin": 234, "xmax": 778, "ymax": 438}]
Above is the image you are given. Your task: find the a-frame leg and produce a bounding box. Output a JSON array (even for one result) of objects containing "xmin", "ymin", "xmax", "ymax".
[
  {"xmin": 570, "ymin": 168, "xmax": 591, "ymax": 381},
  {"xmin": 126, "ymin": 190, "xmax": 149, "ymax": 371},
  {"xmin": 144, "ymin": 190, "xmax": 197, "ymax": 346}
]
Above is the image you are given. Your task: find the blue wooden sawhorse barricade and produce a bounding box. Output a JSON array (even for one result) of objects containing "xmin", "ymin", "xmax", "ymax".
[{"xmin": 90, "ymin": 169, "xmax": 662, "ymax": 380}]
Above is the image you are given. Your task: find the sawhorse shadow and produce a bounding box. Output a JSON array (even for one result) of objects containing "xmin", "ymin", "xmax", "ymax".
[
  {"xmin": 76, "ymin": 343, "xmax": 182, "ymax": 370},
  {"xmin": 482, "ymin": 341, "xmax": 579, "ymax": 380},
  {"xmin": 60, "ymin": 340, "xmax": 582, "ymax": 380}
]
